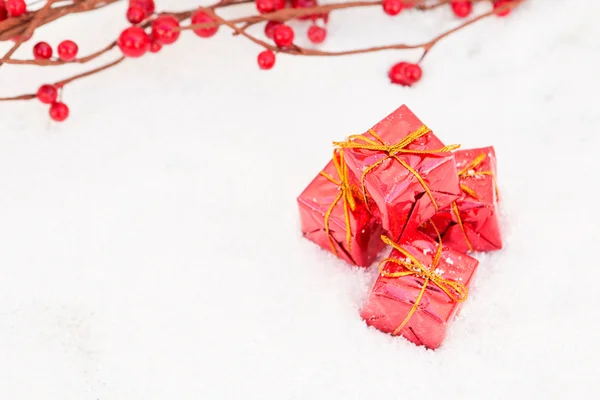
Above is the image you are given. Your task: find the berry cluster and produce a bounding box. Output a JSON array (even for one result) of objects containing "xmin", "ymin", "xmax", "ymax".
[{"xmin": 0, "ymin": 0, "xmax": 520, "ymax": 122}]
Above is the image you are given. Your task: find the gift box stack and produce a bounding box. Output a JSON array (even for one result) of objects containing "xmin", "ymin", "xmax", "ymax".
[{"xmin": 297, "ymin": 105, "xmax": 503, "ymax": 350}]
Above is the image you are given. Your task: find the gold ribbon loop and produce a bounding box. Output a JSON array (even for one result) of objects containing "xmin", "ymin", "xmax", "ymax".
[
  {"xmin": 319, "ymin": 149, "xmax": 357, "ymax": 256},
  {"xmin": 333, "ymin": 125, "xmax": 459, "ymax": 212},
  {"xmin": 457, "ymin": 153, "xmax": 499, "ymax": 199},
  {"xmin": 378, "ymin": 223, "xmax": 468, "ymax": 336}
]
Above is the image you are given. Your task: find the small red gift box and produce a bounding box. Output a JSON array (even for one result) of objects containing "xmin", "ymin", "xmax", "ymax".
[
  {"xmin": 297, "ymin": 150, "xmax": 386, "ymax": 267},
  {"xmin": 334, "ymin": 105, "xmax": 461, "ymax": 241},
  {"xmin": 421, "ymin": 146, "xmax": 502, "ymax": 253},
  {"xmin": 360, "ymin": 228, "xmax": 479, "ymax": 349}
]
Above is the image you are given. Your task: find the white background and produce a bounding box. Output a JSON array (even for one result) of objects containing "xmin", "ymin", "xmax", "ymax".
[{"xmin": 0, "ymin": 0, "xmax": 599, "ymax": 398}]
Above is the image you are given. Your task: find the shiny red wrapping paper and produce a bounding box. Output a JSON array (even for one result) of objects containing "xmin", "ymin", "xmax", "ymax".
[
  {"xmin": 360, "ymin": 230, "xmax": 479, "ymax": 349},
  {"xmin": 421, "ymin": 146, "xmax": 502, "ymax": 253},
  {"xmin": 297, "ymin": 155, "xmax": 386, "ymax": 267},
  {"xmin": 339, "ymin": 105, "xmax": 461, "ymax": 241}
]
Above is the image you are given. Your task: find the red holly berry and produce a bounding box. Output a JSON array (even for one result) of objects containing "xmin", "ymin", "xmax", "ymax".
[
  {"xmin": 388, "ymin": 62, "xmax": 422, "ymax": 86},
  {"xmin": 382, "ymin": 0, "xmax": 403, "ymax": 16},
  {"xmin": 191, "ymin": 10, "xmax": 219, "ymax": 38},
  {"xmin": 0, "ymin": 2, "xmax": 8, "ymax": 22},
  {"xmin": 451, "ymin": 1, "xmax": 472, "ymax": 18},
  {"xmin": 36, "ymin": 84, "xmax": 58, "ymax": 104},
  {"xmin": 151, "ymin": 15, "xmax": 180, "ymax": 45},
  {"xmin": 257, "ymin": 50, "xmax": 276, "ymax": 70},
  {"xmin": 149, "ymin": 40, "xmax": 162, "ymax": 53},
  {"xmin": 33, "ymin": 42, "xmax": 53, "ymax": 60},
  {"xmin": 6, "ymin": 0, "xmax": 26, "ymax": 17},
  {"xmin": 117, "ymin": 26, "xmax": 150, "ymax": 57},
  {"xmin": 274, "ymin": 0, "xmax": 286, "ymax": 9},
  {"xmin": 494, "ymin": 0, "xmax": 512, "ymax": 16},
  {"xmin": 264, "ymin": 21, "xmax": 282, "ymax": 39},
  {"xmin": 307, "ymin": 25, "xmax": 326, "ymax": 44},
  {"xmin": 57, "ymin": 40, "xmax": 78, "ymax": 61},
  {"xmin": 126, "ymin": 6, "xmax": 145, "ymax": 24},
  {"xmin": 273, "ymin": 24, "xmax": 294, "ymax": 47},
  {"xmin": 291, "ymin": 0, "xmax": 321, "ymax": 21},
  {"xmin": 255, "ymin": 0, "xmax": 275, "ymax": 13},
  {"xmin": 49, "ymin": 102, "xmax": 69, "ymax": 122},
  {"xmin": 129, "ymin": 0, "xmax": 155, "ymax": 17}
]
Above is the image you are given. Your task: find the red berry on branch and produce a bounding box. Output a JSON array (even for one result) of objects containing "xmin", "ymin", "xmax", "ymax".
[
  {"xmin": 151, "ymin": 15, "xmax": 180, "ymax": 45},
  {"xmin": 494, "ymin": 0, "xmax": 512, "ymax": 17},
  {"xmin": 0, "ymin": 2, "xmax": 8, "ymax": 22},
  {"xmin": 33, "ymin": 42, "xmax": 53, "ymax": 60},
  {"xmin": 191, "ymin": 10, "xmax": 219, "ymax": 38},
  {"xmin": 273, "ymin": 24, "xmax": 294, "ymax": 47},
  {"xmin": 57, "ymin": 40, "xmax": 78, "ymax": 61},
  {"xmin": 451, "ymin": 1, "xmax": 472, "ymax": 18},
  {"xmin": 126, "ymin": 6, "xmax": 145, "ymax": 24},
  {"xmin": 388, "ymin": 62, "xmax": 422, "ymax": 86},
  {"xmin": 307, "ymin": 25, "xmax": 326, "ymax": 44},
  {"xmin": 129, "ymin": 0, "xmax": 155, "ymax": 17},
  {"xmin": 36, "ymin": 84, "xmax": 58, "ymax": 104},
  {"xmin": 6, "ymin": 0, "xmax": 26, "ymax": 17},
  {"xmin": 257, "ymin": 50, "xmax": 276, "ymax": 70},
  {"xmin": 291, "ymin": 0, "xmax": 320, "ymax": 21},
  {"xmin": 383, "ymin": 0, "xmax": 403, "ymax": 16},
  {"xmin": 256, "ymin": 0, "xmax": 275, "ymax": 13},
  {"xmin": 274, "ymin": 0, "xmax": 286, "ymax": 10},
  {"xmin": 117, "ymin": 26, "xmax": 150, "ymax": 57},
  {"xmin": 49, "ymin": 102, "xmax": 69, "ymax": 122},
  {"xmin": 149, "ymin": 40, "xmax": 162, "ymax": 53},
  {"xmin": 264, "ymin": 21, "xmax": 281, "ymax": 39}
]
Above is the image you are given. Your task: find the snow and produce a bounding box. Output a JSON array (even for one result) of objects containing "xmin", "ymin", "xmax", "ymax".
[{"xmin": 0, "ymin": 0, "xmax": 599, "ymax": 398}]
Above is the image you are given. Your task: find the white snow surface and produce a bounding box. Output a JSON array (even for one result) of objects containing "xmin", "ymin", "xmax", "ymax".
[{"xmin": 1, "ymin": 0, "xmax": 599, "ymax": 398}]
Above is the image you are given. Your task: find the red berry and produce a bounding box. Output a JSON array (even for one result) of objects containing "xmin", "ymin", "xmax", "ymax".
[
  {"xmin": 36, "ymin": 84, "xmax": 58, "ymax": 104},
  {"xmin": 33, "ymin": 42, "xmax": 53, "ymax": 60},
  {"xmin": 273, "ymin": 24, "xmax": 294, "ymax": 47},
  {"xmin": 494, "ymin": 0, "xmax": 512, "ymax": 17},
  {"xmin": 149, "ymin": 40, "xmax": 162, "ymax": 53},
  {"xmin": 6, "ymin": 0, "xmax": 26, "ymax": 17},
  {"xmin": 307, "ymin": 25, "xmax": 326, "ymax": 44},
  {"xmin": 451, "ymin": 1, "xmax": 472, "ymax": 18},
  {"xmin": 291, "ymin": 0, "xmax": 320, "ymax": 20},
  {"xmin": 388, "ymin": 62, "xmax": 422, "ymax": 86},
  {"xmin": 126, "ymin": 6, "xmax": 145, "ymax": 24},
  {"xmin": 274, "ymin": 0, "xmax": 286, "ymax": 10},
  {"xmin": 129, "ymin": 0, "xmax": 155, "ymax": 17},
  {"xmin": 264, "ymin": 21, "xmax": 281, "ymax": 39},
  {"xmin": 57, "ymin": 40, "xmax": 78, "ymax": 61},
  {"xmin": 257, "ymin": 50, "xmax": 275, "ymax": 70},
  {"xmin": 117, "ymin": 26, "xmax": 150, "ymax": 57},
  {"xmin": 383, "ymin": 0, "xmax": 403, "ymax": 16},
  {"xmin": 0, "ymin": 2, "xmax": 8, "ymax": 22},
  {"xmin": 151, "ymin": 15, "xmax": 180, "ymax": 45},
  {"xmin": 191, "ymin": 10, "xmax": 219, "ymax": 38},
  {"xmin": 49, "ymin": 102, "xmax": 69, "ymax": 122},
  {"xmin": 255, "ymin": 0, "xmax": 275, "ymax": 13}
]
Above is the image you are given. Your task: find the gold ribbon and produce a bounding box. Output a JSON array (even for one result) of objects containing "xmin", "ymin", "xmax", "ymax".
[
  {"xmin": 333, "ymin": 125, "xmax": 459, "ymax": 212},
  {"xmin": 319, "ymin": 149, "xmax": 357, "ymax": 255},
  {"xmin": 452, "ymin": 152, "xmax": 499, "ymax": 251},
  {"xmin": 457, "ymin": 153, "xmax": 499, "ymax": 200},
  {"xmin": 378, "ymin": 223, "xmax": 468, "ymax": 336}
]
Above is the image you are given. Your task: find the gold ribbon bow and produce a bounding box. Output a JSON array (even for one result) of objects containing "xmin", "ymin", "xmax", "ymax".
[
  {"xmin": 378, "ymin": 224, "xmax": 468, "ymax": 336},
  {"xmin": 319, "ymin": 150, "xmax": 357, "ymax": 256},
  {"xmin": 333, "ymin": 125, "xmax": 459, "ymax": 212},
  {"xmin": 452, "ymin": 153, "xmax": 499, "ymax": 251}
]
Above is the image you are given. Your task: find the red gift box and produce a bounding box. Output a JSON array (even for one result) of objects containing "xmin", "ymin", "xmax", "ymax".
[
  {"xmin": 422, "ymin": 146, "xmax": 502, "ymax": 253},
  {"xmin": 334, "ymin": 105, "xmax": 462, "ymax": 241},
  {"xmin": 360, "ymin": 228, "xmax": 479, "ymax": 349},
  {"xmin": 298, "ymin": 150, "xmax": 386, "ymax": 267}
]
